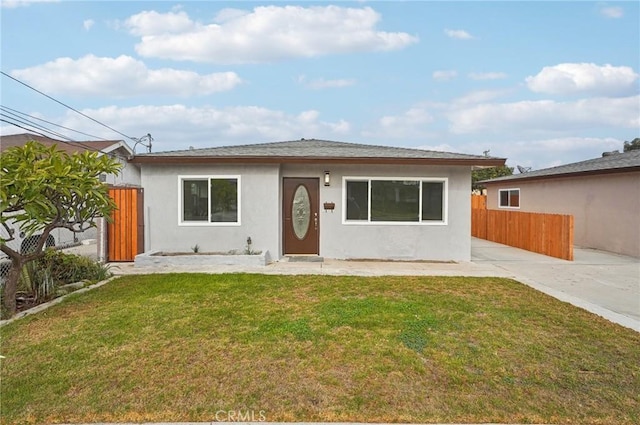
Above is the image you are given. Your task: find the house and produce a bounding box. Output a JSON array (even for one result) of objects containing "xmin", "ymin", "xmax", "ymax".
[
  {"xmin": 130, "ymin": 139, "xmax": 504, "ymax": 261},
  {"xmin": 480, "ymin": 149, "xmax": 640, "ymax": 258},
  {"xmin": 0, "ymin": 133, "xmax": 140, "ymax": 186},
  {"xmin": 0, "ymin": 133, "xmax": 140, "ymax": 255}
]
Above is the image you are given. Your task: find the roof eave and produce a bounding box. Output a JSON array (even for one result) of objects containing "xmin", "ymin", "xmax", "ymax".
[
  {"xmin": 101, "ymin": 140, "xmax": 134, "ymax": 156},
  {"xmin": 480, "ymin": 165, "xmax": 640, "ymax": 184},
  {"xmin": 130, "ymin": 155, "xmax": 506, "ymax": 167}
]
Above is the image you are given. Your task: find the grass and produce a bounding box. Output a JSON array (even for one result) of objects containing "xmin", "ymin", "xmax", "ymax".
[{"xmin": 1, "ymin": 273, "xmax": 639, "ymax": 424}]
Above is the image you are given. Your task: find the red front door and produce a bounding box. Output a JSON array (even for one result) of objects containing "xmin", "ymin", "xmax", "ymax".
[{"xmin": 283, "ymin": 178, "xmax": 319, "ymax": 255}]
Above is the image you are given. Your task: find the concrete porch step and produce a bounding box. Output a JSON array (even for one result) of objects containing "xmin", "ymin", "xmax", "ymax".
[{"xmin": 285, "ymin": 256, "xmax": 324, "ymax": 263}]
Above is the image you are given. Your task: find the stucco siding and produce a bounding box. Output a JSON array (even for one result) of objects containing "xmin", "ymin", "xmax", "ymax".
[
  {"xmin": 104, "ymin": 147, "xmax": 141, "ymax": 187},
  {"xmin": 140, "ymin": 163, "xmax": 473, "ymax": 261},
  {"xmin": 283, "ymin": 164, "xmax": 472, "ymax": 261},
  {"xmin": 485, "ymin": 171, "xmax": 640, "ymax": 257},
  {"xmin": 140, "ymin": 163, "xmax": 281, "ymax": 256}
]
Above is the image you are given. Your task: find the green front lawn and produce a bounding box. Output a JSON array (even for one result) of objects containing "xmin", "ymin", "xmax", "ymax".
[{"xmin": 1, "ymin": 274, "xmax": 639, "ymax": 424}]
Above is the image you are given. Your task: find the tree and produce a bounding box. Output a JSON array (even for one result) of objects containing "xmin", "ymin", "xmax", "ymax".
[
  {"xmin": 623, "ymin": 138, "xmax": 640, "ymax": 152},
  {"xmin": 472, "ymin": 166, "xmax": 514, "ymax": 192},
  {"xmin": 0, "ymin": 141, "xmax": 121, "ymax": 317}
]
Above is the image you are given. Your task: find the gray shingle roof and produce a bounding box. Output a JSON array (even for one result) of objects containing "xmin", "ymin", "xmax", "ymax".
[
  {"xmin": 481, "ymin": 149, "xmax": 640, "ymax": 184},
  {"xmin": 132, "ymin": 139, "xmax": 504, "ymax": 165},
  {"xmin": 0, "ymin": 133, "xmax": 128, "ymax": 155}
]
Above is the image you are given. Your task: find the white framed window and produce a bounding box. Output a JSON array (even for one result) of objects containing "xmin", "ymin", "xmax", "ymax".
[
  {"xmin": 178, "ymin": 175, "xmax": 241, "ymax": 225},
  {"xmin": 343, "ymin": 177, "xmax": 448, "ymax": 225},
  {"xmin": 498, "ymin": 188, "xmax": 520, "ymax": 208}
]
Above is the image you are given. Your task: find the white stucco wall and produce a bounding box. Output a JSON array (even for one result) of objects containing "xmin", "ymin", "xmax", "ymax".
[
  {"xmin": 140, "ymin": 163, "xmax": 281, "ymax": 256},
  {"xmin": 485, "ymin": 171, "xmax": 640, "ymax": 258},
  {"xmin": 105, "ymin": 148, "xmax": 141, "ymax": 187},
  {"xmin": 140, "ymin": 162, "xmax": 473, "ymax": 261},
  {"xmin": 283, "ymin": 164, "xmax": 472, "ymax": 261}
]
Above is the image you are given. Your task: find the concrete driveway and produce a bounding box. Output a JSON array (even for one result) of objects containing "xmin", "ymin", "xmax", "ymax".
[{"xmin": 472, "ymin": 237, "xmax": 640, "ymax": 332}]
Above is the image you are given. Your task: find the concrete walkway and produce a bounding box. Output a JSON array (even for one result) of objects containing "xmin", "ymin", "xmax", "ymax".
[
  {"xmin": 471, "ymin": 238, "xmax": 640, "ymax": 332},
  {"xmin": 100, "ymin": 239, "xmax": 640, "ymax": 332}
]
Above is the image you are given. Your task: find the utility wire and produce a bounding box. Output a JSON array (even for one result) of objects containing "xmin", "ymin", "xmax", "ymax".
[
  {"xmin": 1, "ymin": 111, "xmax": 75, "ymax": 142},
  {"xmin": 1, "ymin": 105, "xmax": 110, "ymax": 141},
  {"xmin": 1, "ymin": 71, "xmax": 137, "ymax": 142},
  {"xmin": 0, "ymin": 106, "xmax": 125, "ymax": 156},
  {"xmin": 0, "ymin": 119, "xmax": 63, "ymax": 141},
  {"xmin": 0, "ymin": 116, "xmax": 128, "ymax": 160},
  {"xmin": 0, "ymin": 112, "xmax": 108, "ymax": 154}
]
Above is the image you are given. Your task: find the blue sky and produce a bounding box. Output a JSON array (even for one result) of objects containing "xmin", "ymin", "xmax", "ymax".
[{"xmin": 1, "ymin": 0, "xmax": 638, "ymax": 170}]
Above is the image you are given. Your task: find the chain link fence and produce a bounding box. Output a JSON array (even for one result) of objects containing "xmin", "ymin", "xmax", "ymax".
[{"xmin": 0, "ymin": 223, "xmax": 98, "ymax": 285}]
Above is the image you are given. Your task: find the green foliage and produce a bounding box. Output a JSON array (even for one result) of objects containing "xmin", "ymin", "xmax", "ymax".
[
  {"xmin": 37, "ymin": 250, "xmax": 111, "ymax": 286},
  {"xmin": 18, "ymin": 255, "xmax": 58, "ymax": 302},
  {"xmin": 0, "ymin": 141, "xmax": 120, "ymax": 317},
  {"xmin": 472, "ymin": 166, "xmax": 514, "ymax": 191},
  {"xmin": 0, "ymin": 141, "xmax": 121, "ymax": 243},
  {"xmin": 623, "ymin": 137, "xmax": 640, "ymax": 152}
]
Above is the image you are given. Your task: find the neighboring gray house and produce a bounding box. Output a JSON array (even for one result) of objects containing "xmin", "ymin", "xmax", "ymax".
[
  {"xmin": 0, "ymin": 133, "xmax": 141, "ymax": 187},
  {"xmin": 0, "ymin": 133, "xmax": 140, "ymax": 254},
  {"xmin": 131, "ymin": 139, "xmax": 504, "ymax": 261},
  {"xmin": 481, "ymin": 149, "xmax": 640, "ymax": 258}
]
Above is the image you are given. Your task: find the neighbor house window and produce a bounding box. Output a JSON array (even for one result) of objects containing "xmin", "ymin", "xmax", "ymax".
[
  {"xmin": 180, "ymin": 176, "xmax": 240, "ymax": 225},
  {"xmin": 344, "ymin": 177, "xmax": 447, "ymax": 224},
  {"xmin": 498, "ymin": 188, "xmax": 520, "ymax": 208}
]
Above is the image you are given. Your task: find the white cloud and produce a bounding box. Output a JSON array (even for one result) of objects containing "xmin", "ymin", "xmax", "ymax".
[
  {"xmin": 415, "ymin": 143, "xmax": 457, "ymax": 153},
  {"xmin": 453, "ymin": 89, "xmax": 511, "ymax": 105},
  {"xmin": 1, "ymin": 0, "xmax": 58, "ymax": 8},
  {"xmin": 358, "ymin": 91, "xmax": 635, "ymax": 168},
  {"xmin": 123, "ymin": 10, "xmax": 195, "ymax": 36},
  {"xmin": 328, "ymin": 120, "xmax": 351, "ymax": 134},
  {"xmin": 526, "ymin": 63, "xmax": 639, "ymax": 97},
  {"xmin": 53, "ymin": 105, "xmax": 351, "ymax": 150},
  {"xmin": 433, "ymin": 70, "xmax": 458, "ymax": 81},
  {"xmin": 298, "ymin": 75, "xmax": 356, "ymax": 89},
  {"xmin": 11, "ymin": 55, "xmax": 243, "ymax": 97},
  {"xmin": 444, "ymin": 29, "xmax": 474, "ymax": 40},
  {"xmin": 490, "ymin": 137, "xmax": 623, "ymax": 170},
  {"xmin": 447, "ymin": 95, "xmax": 640, "ymax": 134},
  {"xmin": 599, "ymin": 6, "xmax": 624, "ymax": 18},
  {"xmin": 213, "ymin": 8, "xmax": 250, "ymax": 23},
  {"xmin": 362, "ymin": 107, "xmax": 435, "ymax": 139},
  {"xmin": 83, "ymin": 19, "xmax": 94, "ymax": 31},
  {"xmin": 468, "ymin": 72, "xmax": 507, "ymax": 80},
  {"xmin": 124, "ymin": 5, "xmax": 419, "ymax": 64}
]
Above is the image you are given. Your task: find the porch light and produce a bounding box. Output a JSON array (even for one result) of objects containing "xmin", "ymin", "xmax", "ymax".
[{"xmin": 324, "ymin": 171, "xmax": 331, "ymax": 186}]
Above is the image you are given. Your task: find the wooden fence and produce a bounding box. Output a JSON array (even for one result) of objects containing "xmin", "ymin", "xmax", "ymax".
[
  {"xmin": 471, "ymin": 195, "xmax": 574, "ymax": 261},
  {"xmin": 471, "ymin": 194, "xmax": 487, "ymax": 209},
  {"xmin": 107, "ymin": 187, "xmax": 144, "ymax": 262}
]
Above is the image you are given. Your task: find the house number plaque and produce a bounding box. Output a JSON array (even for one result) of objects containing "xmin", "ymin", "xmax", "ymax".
[{"xmin": 292, "ymin": 185, "xmax": 311, "ymax": 240}]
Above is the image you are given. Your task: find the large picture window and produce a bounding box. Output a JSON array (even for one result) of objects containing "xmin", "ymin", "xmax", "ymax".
[
  {"xmin": 498, "ymin": 188, "xmax": 520, "ymax": 208},
  {"xmin": 344, "ymin": 177, "xmax": 447, "ymax": 224},
  {"xmin": 180, "ymin": 176, "xmax": 240, "ymax": 224}
]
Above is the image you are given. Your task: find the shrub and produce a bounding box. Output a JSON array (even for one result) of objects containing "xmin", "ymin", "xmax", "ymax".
[{"xmin": 37, "ymin": 250, "xmax": 111, "ymax": 286}]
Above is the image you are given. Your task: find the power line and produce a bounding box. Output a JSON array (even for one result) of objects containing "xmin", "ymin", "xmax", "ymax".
[
  {"xmin": 0, "ymin": 110, "xmax": 111, "ymax": 154},
  {"xmin": 1, "ymin": 111, "xmax": 76, "ymax": 142},
  {"xmin": 0, "ymin": 119, "xmax": 64, "ymax": 141},
  {"xmin": 0, "ymin": 105, "xmax": 110, "ymax": 141},
  {"xmin": 0, "ymin": 117, "xmax": 128, "ymax": 160},
  {"xmin": 1, "ymin": 70, "xmax": 137, "ymax": 142}
]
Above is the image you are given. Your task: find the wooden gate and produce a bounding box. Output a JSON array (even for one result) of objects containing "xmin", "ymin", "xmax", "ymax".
[{"xmin": 107, "ymin": 187, "xmax": 144, "ymax": 262}]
